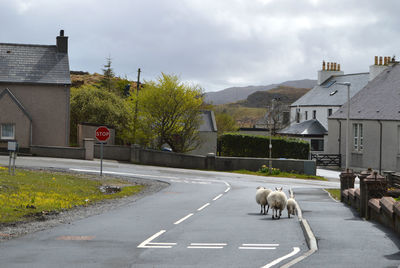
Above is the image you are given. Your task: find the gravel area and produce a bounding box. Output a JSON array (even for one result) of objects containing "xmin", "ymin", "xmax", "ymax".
[{"xmin": 0, "ymin": 169, "xmax": 169, "ymax": 241}]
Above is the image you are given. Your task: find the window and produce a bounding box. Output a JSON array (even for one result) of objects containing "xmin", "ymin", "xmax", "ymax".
[
  {"xmin": 305, "ymin": 111, "xmax": 308, "ymax": 120},
  {"xmin": 353, "ymin": 123, "xmax": 363, "ymax": 151},
  {"xmin": 312, "ymin": 110, "xmax": 316, "ymax": 119},
  {"xmin": 296, "ymin": 108, "xmax": 300, "ymax": 123},
  {"xmin": 328, "ymin": 108, "xmax": 332, "ymax": 116},
  {"xmin": 311, "ymin": 139, "xmax": 324, "ymax": 151},
  {"xmin": 1, "ymin": 124, "xmax": 15, "ymax": 140}
]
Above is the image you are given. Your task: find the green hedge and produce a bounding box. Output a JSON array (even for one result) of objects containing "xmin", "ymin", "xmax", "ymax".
[{"xmin": 218, "ymin": 133, "xmax": 309, "ymax": 159}]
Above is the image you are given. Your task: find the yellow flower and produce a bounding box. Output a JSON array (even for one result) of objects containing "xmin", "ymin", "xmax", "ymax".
[{"xmin": 52, "ymin": 177, "xmax": 56, "ymax": 181}]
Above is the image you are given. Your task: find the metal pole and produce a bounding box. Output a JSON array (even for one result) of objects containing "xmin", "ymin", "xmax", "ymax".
[
  {"xmin": 100, "ymin": 142, "xmax": 103, "ymax": 176},
  {"xmin": 8, "ymin": 152, "xmax": 12, "ymax": 175},
  {"xmin": 345, "ymin": 83, "xmax": 350, "ymax": 171},
  {"xmin": 12, "ymin": 152, "xmax": 16, "ymax": 175},
  {"xmin": 132, "ymin": 68, "xmax": 141, "ymax": 144},
  {"xmin": 268, "ymin": 99, "xmax": 274, "ymax": 174}
]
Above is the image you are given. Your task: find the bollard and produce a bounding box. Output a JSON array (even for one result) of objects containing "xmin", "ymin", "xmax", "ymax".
[{"xmin": 340, "ymin": 169, "xmax": 356, "ymax": 202}]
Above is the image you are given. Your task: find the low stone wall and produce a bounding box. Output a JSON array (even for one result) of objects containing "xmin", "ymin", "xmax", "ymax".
[
  {"xmin": 31, "ymin": 145, "xmax": 85, "ymax": 159},
  {"xmin": 94, "ymin": 144, "xmax": 131, "ymax": 161}
]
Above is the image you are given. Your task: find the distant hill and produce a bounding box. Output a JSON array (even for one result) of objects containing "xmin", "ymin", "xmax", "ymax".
[
  {"xmin": 241, "ymin": 86, "xmax": 311, "ymax": 108},
  {"xmin": 205, "ymin": 79, "xmax": 316, "ymax": 105}
]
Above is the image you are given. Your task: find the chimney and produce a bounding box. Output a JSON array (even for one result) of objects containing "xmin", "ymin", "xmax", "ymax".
[
  {"xmin": 56, "ymin": 30, "xmax": 68, "ymax": 53},
  {"xmin": 317, "ymin": 61, "xmax": 344, "ymax": 85},
  {"xmin": 369, "ymin": 55, "xmax": 389, "ymax": 81}
]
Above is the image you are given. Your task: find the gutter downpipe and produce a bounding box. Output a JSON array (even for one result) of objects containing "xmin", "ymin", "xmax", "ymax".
[
  {"xmin": 378, "ymin": 120, "xmax": 382, "ymax": 174},
  {"xmin": 337, "ymin": 119, "xmax": 342, "ymax": 168}
]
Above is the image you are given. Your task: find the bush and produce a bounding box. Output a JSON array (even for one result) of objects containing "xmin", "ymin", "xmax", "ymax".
[
  {"xmin": 259, "ymin": 165, "xmax": 281, "ymax": 175},
  {"xmin": 218, "ymin": 133, "xmax": 309, "ymax": 159}
]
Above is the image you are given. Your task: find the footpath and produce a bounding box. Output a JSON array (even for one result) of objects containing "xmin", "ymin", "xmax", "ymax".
[{"xmin": 293, "ymin": 169, "xmax": 400, "ymax": 267}]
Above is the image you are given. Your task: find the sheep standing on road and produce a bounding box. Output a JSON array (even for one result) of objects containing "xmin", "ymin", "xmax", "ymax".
[
  {"xmin": 267, "ymin": 187, "xmax": 287, "ymax": 219},
  {"xmin": 255, "ymin": 186, "xmax": 272, "ymax": 215},
  {"xmin": 286, "ymin": 189, "xmax": 297, "ymax": 218}
]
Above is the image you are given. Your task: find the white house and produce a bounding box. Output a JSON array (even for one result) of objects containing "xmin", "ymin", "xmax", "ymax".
[{"xmin": 327, "ymin": 57, "xmax": 400, "ymax": 172}]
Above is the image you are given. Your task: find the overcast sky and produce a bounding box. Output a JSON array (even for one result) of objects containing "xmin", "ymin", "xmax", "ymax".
[{"xmin": 1, "ymin": 0, "xmax": 400, "ymax": 92}]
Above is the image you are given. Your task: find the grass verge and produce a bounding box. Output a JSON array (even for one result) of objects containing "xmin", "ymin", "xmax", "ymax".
[
  {"xmin": 0, "ymin": 166, "xmax": 144, "ymax": 224},
  {"xmin": 325, "ymin": 189, "xmax": 340, "ymax": 200},
  {"xmin": 231, "ymin": 169, "xmax": 327, "ymax": 181}
]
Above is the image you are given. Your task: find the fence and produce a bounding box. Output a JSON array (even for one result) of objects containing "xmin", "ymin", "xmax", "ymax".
[{"xmin": 311, "ymin": 153, "xmax": 341, "ymax": 167}]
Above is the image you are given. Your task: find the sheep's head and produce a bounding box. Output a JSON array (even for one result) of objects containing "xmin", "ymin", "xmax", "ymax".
[
  {"xmin": 275, "ymin": 187, "xmax": 283, "ymax": 192},
  {"xmin": 256, "ymin": 186, "xmax": 265, "ymax": 190}
]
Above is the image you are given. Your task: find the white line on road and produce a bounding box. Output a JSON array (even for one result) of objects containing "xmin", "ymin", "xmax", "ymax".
[
  {"xmin": 137, "ymin": 230, "xmax": 176, "ymax": 249},
  {"xmin": 225, "ymin": 187, "xmax": 231, "ymax": 193},
  {"xmin": 174, "ymin": 213, "xmax": 194, "ymax": 225},
  {"xmin": 242, "ymin": 244, "xmax": 279, "ymax": 247},
  {"xmin": 188, "ymin": 243, "xmax": 227, "ymax": 249},
  {"xmin": 213, "ymin": 194, "xmax": 223, "ymax": 201},
  {"xmin": 239, "ymin": 247, "xmax": 276, "ymax": 250},
  {"xmin": 197, "ymin": 203, "xmax": 210, "ymax": 211},
  {"xmin": 188, "ymin": 246, "xmax": 224, "ymax": 249},
  {"xmin": 261, "ymin": 247, "xmax": 300, "ymax": 268}
]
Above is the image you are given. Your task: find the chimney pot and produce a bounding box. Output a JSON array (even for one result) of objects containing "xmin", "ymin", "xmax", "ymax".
[
  {"xmin": 60, "ymin": 30, "xmax": 64, "ymax": 37},
  {"xmin": 338, "ymin": 64, "xmax": 341, "ymax": 71},
  {"xmin": 327, "ymin": 62, "xmax": 330, "ymax": 71},
  {"xmin": 379, "ymin": 56, "xmax": 383, "ymax": 65},
  {"xmin": 322, "ymin": 61, "xmax": 326, "ymax": 71},
  {"xmin": 374, "ymin": 56, "xmax": 378, "ymax": 65}
]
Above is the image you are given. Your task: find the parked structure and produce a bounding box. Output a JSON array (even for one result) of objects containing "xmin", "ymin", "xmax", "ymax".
[
  {"xmin": 0, "ymin": 30, "xmax": 71, "ymax": 149},
  {"xmin": 327, "ymin": 57, "xmax": 400, "ymax": 172},
  {"xmin": 288, "ymin": 61, "xmax": 369, "ymax": 152}
]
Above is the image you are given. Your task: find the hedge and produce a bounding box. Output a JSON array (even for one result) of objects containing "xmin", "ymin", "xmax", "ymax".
[{"xmin": 218, "ymin": 133, "xmax": 309, "ymax": 159}]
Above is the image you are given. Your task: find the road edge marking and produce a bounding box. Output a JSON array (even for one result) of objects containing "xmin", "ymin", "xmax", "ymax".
[
  {"xmin": 197, "ymin": 203, "xmax": 210, "ymax": 211},
  {"xmin": 138, "ymin": 230, "xmax": 175, "ymax": 249},
  {"xmin": 213, "ymin": 194, "xmax": 223, "ymax": 201},
  {"xmin": 261, "ymin": 247, "xmax": 300, "ymax": 268}
]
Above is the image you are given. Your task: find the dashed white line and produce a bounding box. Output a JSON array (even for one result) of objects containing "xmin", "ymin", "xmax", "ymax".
[
  {"xmin": 225, "ymin": 187, "xmax": 231, "ymax": 193},
  {"xmin": 213, "ymin": 194, "xmax": 223, "ymax": 201},
  {"xmin": 239, "ymin": 243, "xmax": 279, "ymax": 250},
  {"xmin": 197, "ymin": 203, "xmax": 210, "ymax": 211},
  {"xmin": 188, "ymin": 243, "xmax": 227, "ymax": 249},
  {"xmin": 174, "ymin": 213, "xmax": 194, "ymax": 225},
  {"xmin": 137, "ymin": 230, "xmax": 176, "ymax": 249}
]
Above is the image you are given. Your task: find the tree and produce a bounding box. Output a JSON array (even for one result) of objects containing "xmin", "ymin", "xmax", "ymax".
[
  {"xmin": 214, "ymin": 112, "xmax": 238, "ymax": 136},
  {"xmin": 70, "ymin": 85, "xmax": 133, "ymax": 145},
  {"xmin": 137, "ymin": 73, "xmax": 204, "ymax": 153},
  {"xmin": 100, "ymin": 57, "xmax": 117, "ymax": 92},
  {"xmin": 267, "ymin": 99, "xmax": 286, "ymax": 135}
]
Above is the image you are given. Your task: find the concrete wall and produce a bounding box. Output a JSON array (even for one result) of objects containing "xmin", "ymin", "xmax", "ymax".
[
  {"xmin": 1, "ymin": 84, "xmax": 69, "ymax": 147},
  {"xmin": 31, "ymin": 145, "xmax": 84, "ymax": 159},
  {"xmin": 0, "ymin": 91, "xmax": 31, "ymax": 148},
  {"xmin": 327, "ymin": 118, "xmax": 400, "ymax": 171},
  {"xmin": 188, "ymin": 131, "xmax": 217, "ymax": 156},
  {"xmin": 94, "ymin": 144, "xmax": 130, "ymax": 161}
]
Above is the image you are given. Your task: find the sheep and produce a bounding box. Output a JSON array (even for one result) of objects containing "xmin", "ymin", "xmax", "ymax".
[
  {"xmin": 267, "ymin": 187, "xmax": 287, "ymax": 219},
  {"xmin": 255, "ymin": 186, "xmax": 272, "ymax": 215},
  {"xmin": 286, "ymin": 188, "xmax": 297, "ymax": 218}
]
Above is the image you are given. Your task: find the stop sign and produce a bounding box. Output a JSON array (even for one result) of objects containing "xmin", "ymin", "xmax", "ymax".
[{"xmin": 95, "ymin": 126, "xmax": 110, "ymax": 142}]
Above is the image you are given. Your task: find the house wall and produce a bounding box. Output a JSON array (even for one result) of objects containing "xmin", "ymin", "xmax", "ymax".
[
  {"xmin": 1, "ymin": 84, "xmax": 70, "ymax": 147},
  {"xmin": 327, "ymin": 118, "xmax": 400, "ymax": 171},
  {"xmin": 290, "ymin": 106, "xmax": 340, "ymax": 129},
  {"xmin": 0, "ymin": 92, "xmax": 31, "ymax": 148},
  {"xmin": 188, "ymin": 131, "xmax": 217, "ymax": 156}
]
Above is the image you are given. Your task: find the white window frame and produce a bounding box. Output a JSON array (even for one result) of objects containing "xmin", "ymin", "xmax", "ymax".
[
  {"xmin": 353, "ymin": 123, "xmax": 363, "ymax": 152},
  {"xmin": 1, "ymin": 123, "xmax": 15, "ymax": 140}
]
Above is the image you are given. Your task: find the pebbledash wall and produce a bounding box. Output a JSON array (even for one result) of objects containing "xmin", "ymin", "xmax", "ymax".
[{"xmin": 30, "ymin": 143, "xmax": 316, "ymax": 175}]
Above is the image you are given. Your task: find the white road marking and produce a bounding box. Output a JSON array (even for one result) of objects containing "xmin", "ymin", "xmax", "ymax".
[
  {"xmin": 197, "ymin": 203, "xmax": 210, "ymax": 211},
  {"xmin": 137, "ymin": 230, "xmax": 176, "ymax": 249},
  {"xmin": 225, "ymin": 187, "xmax": 231, "ymax": 193},
  {"xmin": 239, "ymin": 247, "xmax": 276, "ymax": 250},
  {"xmin": 174, "ymin": 213, "xmax": 194, "ymax": 225},
  {"xmin": 213, "ymin": 194, "xmax": 223, "ymax": 201},
  {"xmin": 240, "ymin": 244, "xmax": 279, "ymax": 250},
  {"xmin": 261, "ymin": 247, "xmax": 301, "ymax": 268},
  {"xmin": 188, "ymin": 243, "xmax": 227, "ymax": 249}
]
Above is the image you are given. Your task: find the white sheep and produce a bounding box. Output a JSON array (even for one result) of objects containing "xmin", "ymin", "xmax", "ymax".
[
  {"xmin": 267, "ymin": 187, "xmax": 287, "ymax": 219},
  {"xmin": 286, "ymin": 188, "xmax": 297, "ymax": 218},
  {"xmin": 255, "ymin": 186, "xmax": 272, "ymax": 215}
]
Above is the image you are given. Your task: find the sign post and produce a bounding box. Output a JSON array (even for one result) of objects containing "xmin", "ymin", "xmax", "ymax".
[
  {"xmin": 95, "ymin": 126, "xmax": 110, "ymax": 176},
  {"xmin": 8, "ymin": 141, "xmax": 17, "ymax": 175}
]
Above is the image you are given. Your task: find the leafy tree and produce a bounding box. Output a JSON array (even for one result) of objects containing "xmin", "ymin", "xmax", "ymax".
[
  {"xmin": 137, "ymin": 73, "xmax": 204, "ymax": 153},
  {"xmin": 70, "ymin": 85, "xmax": 133, "ymax": 144},
  {"xmin": 214, "ymin": 112, "xmax": 238, "ymax": 136},
  {"xmin": 100, "ymin": 57, "xmax": 117, "ymax": 92}
]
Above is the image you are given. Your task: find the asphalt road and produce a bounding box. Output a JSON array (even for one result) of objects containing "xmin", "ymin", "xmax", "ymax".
[{"xmin": 0, "ymin": 156, "xmax": 397, "ymax": 267}]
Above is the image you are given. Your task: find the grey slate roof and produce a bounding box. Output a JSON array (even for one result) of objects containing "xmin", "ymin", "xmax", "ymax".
[
  {"xmin": 278, "ymin": 119, "xmax": 327, "ymax": 136},
  {"xmin": 331, "ymin": 63, "xmax": 400, "ymax": 121},
  {"xmin": 199, "ymin": 110, "xmax": 217, "ymax": 132},
  {"xmin": 291, "ymin": 73, "xmax": 369, "ymax": 107},
  {"xmin": 0, "ymin": 43, "xmax": 70, "ymax": 85}
]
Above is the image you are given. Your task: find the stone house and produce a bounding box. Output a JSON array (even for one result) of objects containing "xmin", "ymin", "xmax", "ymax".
[
  {"xmin": 327, "ymin": 58, "xmax": 400, "ymax": 172},
  {"xmin": 0, "ymin": 30, "xmax": 71, "ymax": 149},
  {"xmin": 188, "ymin": 110, "xmax": 218, "ymax": 156},
  {"xmin": 288, "ymin": 61, "xmax": 370, "ymax": 152}
]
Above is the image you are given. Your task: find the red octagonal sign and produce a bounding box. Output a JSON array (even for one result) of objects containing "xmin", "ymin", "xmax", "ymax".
[{"xmin": 95, "ymin": 126, "xmax": 110, "ymax": 142}]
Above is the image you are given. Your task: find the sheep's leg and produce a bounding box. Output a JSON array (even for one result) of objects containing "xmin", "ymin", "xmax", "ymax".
[
  {"xmin": 288, "ymin": 210, "xmax": 291, "ymax": 218},
  {"xmin": 266, "ymin": 205, "xmax": 269, "ymax": 215},
  {"xmin": 278, "ymin": 209, "xmax": 282, "ymax": 219},
  {"xmin": 260, "ymin": 205, "xmax": 263, "ymax": 214},
  {"xmin": 263, "ymin": 204, "xmax": 266, "ymax": 215}
]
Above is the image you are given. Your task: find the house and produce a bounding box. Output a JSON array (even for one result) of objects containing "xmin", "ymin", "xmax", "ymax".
[
  {"xmin": 0, "ymin": 30, "xmax": 71, "ymax": 149},
  {"xmin": 326, "ymin": 57, "xmax": 400, "ymax": 172},
  {"xmin": 188, "ymin": 110, "xmax": 218, "ymax": 155},
  {"xmin": 278, "ymin": 119, "xmax": 327, "ymax": 153},
  {"xmin": 287, "ymin": 61, "xmax": 370, "ymax": 152}
]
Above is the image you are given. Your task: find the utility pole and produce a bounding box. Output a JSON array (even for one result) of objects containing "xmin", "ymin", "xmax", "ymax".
[{"xmin": 132, "ymin": 68, "xmax": 141, "ymax": 144}]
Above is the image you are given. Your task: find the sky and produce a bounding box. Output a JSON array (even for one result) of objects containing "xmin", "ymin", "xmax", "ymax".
[{"xmin": 1, "ymin": 0, "xmax": 400, "ymax": 92}]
